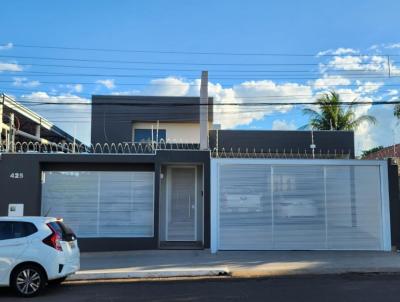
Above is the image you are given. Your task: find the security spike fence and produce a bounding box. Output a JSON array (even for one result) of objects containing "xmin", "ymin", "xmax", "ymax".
[
  {"xmin": 0, "ymin": 140, "xmax": 352, "ymax": 159},
  {"xmin": 0, "ymin": 140, "xmax": 200, "ymax": 154},
  {"xmin": 211, "ymin": 148, "xmax": 352, "ymax": 159}
]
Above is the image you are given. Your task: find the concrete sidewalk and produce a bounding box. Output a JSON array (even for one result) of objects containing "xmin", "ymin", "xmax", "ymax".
[{"xmin": 68, "ymin": 250, "xmax": 400, "ymax": 280}]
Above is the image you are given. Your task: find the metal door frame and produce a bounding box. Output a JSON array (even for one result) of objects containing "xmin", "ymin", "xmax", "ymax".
[{"xmin": 165, "ymin": 165, "xmax": 197, "ymax": 241}]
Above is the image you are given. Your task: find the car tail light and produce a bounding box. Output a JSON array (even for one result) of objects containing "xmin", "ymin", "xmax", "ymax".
[{"xmin": 43, "ymin": 223, "xmax": 63, "ymax": 251}]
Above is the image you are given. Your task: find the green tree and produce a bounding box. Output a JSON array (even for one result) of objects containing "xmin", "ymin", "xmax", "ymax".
[
  {"xmin": 361, "ymin": 146, "xmax": 384, "ymax": 158},
  {"xmin": 393, "ymin": 103, "xmax": 400, "ymax": 119},
  {"xmin": 302, "ymin": 91, "xmax": 377, "ymax": 130}
]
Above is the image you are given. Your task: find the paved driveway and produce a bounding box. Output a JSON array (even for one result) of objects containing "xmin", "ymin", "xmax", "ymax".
[{"xmin": 74, "ymin": 250, "xmax": 400, "ymax": 279}]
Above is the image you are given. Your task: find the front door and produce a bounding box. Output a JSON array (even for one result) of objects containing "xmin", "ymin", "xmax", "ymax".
[{"xmin": 167, "ymin": 167, "xmax": 197, "ymax": 241}]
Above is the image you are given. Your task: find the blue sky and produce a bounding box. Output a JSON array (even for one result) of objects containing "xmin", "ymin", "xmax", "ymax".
[{"xmin": 1, "ymin": 0, "xmax": 400, "ymax": 153}]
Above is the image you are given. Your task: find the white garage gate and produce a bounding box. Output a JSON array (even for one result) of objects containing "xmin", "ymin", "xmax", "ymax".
[
  {"xmin": 41, "ymin": 171, "xmax": 154, "ymax": 238},
  {"xmin": 211, "ymin": 159, "xmax": 391, "ymax": 252}
]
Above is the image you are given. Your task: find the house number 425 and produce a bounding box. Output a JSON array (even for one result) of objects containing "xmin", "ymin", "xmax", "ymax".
[{"xmin": 10, "ymin": 173, "xmax": 24, "ymax": 179}]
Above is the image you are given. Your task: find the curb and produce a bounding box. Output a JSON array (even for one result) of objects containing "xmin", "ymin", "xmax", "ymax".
[{"xmin": 68, "ymin": 267, "xmax": 230, "ymax": 281}]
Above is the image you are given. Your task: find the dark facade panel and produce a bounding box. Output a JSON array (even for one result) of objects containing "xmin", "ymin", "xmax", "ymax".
[
  {"xmin": 155, "ymin": 150, "xmax": 211, "ymax": 248},
  {"xmin": 0, "ymin": 151, "xmax": 211, "ymax": 251},
  {"xmin": 209, "ymin": 130, "xmax": 355, "ymax": 158},
  {"xmin": 388, "ymin": 159, "xmax": 400, "ymax": 249},
  {"xmin": 91, "ymin": 95, "xmax": 213, "ymax": 145},
  {"xmin": 0, "ymin": 155, "xmax": 41, "ymax": 217}
]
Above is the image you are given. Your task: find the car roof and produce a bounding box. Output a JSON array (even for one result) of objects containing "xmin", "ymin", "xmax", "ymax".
[{"xmin": 0, "ymin": 216, "xmax": 59, "ymax": 223}]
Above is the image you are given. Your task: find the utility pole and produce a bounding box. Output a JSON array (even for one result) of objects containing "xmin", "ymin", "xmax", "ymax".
[
  {"xmin": 200, "ymin": 71, "xmax": 209, "ymax": 150},
  {"xmin": 310, "ymin": 130, "xmax": 316, "ymax": 159}
]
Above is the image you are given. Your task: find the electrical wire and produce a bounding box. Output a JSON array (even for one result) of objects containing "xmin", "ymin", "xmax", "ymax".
[
  {"xmin": 6, "ymin": 43, "xmax": 400, "ymax": 57},
  {"xmin": 0, "ymin": 54, "xmax": 383, "ymax": 66}
]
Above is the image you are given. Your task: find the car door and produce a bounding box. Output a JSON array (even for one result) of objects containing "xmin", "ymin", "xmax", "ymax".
[{"xmin": 0, "ymin": 222, "xmax": 31, "ymax": 285}]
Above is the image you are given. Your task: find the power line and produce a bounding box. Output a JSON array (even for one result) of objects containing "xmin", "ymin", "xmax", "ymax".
[
  {"xmin": 0, "ymin": 54, "xmax": 381, "ymax": 66},
  {"xmin": 1, "ymin": 80, "xmax": 397, "ymax": 87},
  {"xmin": 6, "ymin": 71, "xmax": 398, "ymax": 80},
  {"xmin": 11, "ymin": 99, "xmax": 400, "ymax": 107},
  {"xmin": 8, "ymin": 62, "xmax": 389, "ymax": 73},
  {"xmin": 3, "ymin": 86, "xmax": 400, "ymax": 100},
  {"xmin": 6, "ymin": 43, "xmax": 400, "ymax": 57}
]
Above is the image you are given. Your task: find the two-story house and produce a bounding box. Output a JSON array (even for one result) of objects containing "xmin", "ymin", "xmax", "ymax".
[{"xmin": 0, "ymin": 94, "xmax": 396, "ymax": 252}]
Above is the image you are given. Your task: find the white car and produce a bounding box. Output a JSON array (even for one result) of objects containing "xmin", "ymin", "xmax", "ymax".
[
  {"xmin": 0, "ymin": 216, "xmax": 80, "ymax": 297},
  {"xmin": 275, "ymin": 198, "xmax": 319, "ymax": 218}
]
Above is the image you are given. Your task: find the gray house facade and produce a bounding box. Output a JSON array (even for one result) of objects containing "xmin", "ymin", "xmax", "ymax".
[{"xmin": 2, "ymin": 94, "xmax": 396, "ymax": 253}]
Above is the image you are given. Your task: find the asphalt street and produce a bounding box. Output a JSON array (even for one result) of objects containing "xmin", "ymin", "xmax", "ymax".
[{"xmin": 1, "ymin": 274, "xmax": 400, "ymax": 302}]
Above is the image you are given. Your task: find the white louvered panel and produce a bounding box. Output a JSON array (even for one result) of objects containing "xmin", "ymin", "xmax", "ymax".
[
  {"xmin": 219, "ymin": 164, "xmax": 273, "ymax": 250},
  {"xmin": 41, "ymin": 171, "xmax": 98, "ymax": 237},
  {"xmin": 273, "ymin": 165, "xmax": 326, "ymax": 250},
  {"xmin": 218, "ymin": 163, "xmax": 384, "ymax": 251},
  {"xmin": 325, "ymin": 166, "xmax": 382, "ymax": 250},
  {"xmin": 41, "ymin": 171, "xmax": 154, "ymax": 238}
]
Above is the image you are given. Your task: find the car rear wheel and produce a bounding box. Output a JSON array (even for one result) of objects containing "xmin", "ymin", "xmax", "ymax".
[{"xmin": 11, "ymin": 264, "xmax": 46, "ymax": 297}]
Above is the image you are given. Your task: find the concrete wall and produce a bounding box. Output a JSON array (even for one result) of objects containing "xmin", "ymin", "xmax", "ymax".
[
  {"xmin": 209, "ymin": 130, "xmax": 355, "ymax": 158},
  {"xmin": 91, "ymin": 96, "xmax": 213, "ymax": 145},
  {"xmin": 387, "ymin": 159, "xmax": 400, "ymax": 249}
]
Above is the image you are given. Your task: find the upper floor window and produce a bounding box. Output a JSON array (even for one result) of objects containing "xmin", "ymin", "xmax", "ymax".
[{"xmin": 134, "ymin": 129, "xmax": 166, "ymax": 143}]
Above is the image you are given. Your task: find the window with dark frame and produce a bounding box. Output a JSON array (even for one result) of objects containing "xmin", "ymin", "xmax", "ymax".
[{"xmin": 133, "ymin": 129, "xmax": 166, "ymax": 143}]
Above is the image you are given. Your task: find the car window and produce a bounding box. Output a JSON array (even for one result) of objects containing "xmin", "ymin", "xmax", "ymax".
[
  {"xmin": 48, "ymin": 221, "xmax": 76, "ymax": 241},
  {"xmin": 0, "ymin": 221, "xmax": 38, "ymax": 240}
]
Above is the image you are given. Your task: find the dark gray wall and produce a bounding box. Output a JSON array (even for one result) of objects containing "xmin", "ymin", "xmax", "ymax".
[
  {"xmin": 209, "ymin": 130, "xmax": 355, "ymax": 158},
  {"xmin": 388, "ymin": 159, "xmax": 400, "ymax": 249},
  {"xmin": 91, "ymin": 95, "xmax": 213, "ymax": 145},
  {"xmin": 0, "ymin": 151, "xmax": 211, "ymax": 251},
  {"xmin": 155, "ymin": 150, "xmax": 211, "ymax": 248}
]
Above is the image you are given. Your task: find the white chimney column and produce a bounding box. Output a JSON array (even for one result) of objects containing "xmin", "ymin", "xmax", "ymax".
[{"xmin": 200, "ymin": 70, "xmax": 209, "ymax": 150}]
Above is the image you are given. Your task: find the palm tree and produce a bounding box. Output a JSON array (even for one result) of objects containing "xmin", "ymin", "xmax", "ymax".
[
  {"xmin": 302, "ymin": 91, "xmax": 376, "ymax": 130},
  {"xmin": 393, "ymin": 104, "xmax": 400, "ymax": 119}
]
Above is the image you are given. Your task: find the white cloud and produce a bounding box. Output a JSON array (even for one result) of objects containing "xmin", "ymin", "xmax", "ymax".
[
  {"xmin": 371, "ymin": 42, "xmax": 400, "ymax": 50},
  {"xmin": 219, "ymin": 80, "xmax": 313, "ymax": 128},
  {"xmin": 272, "ymin": 119, "xmax": 297, "ymax": 130},
  {"xmin": 323, "ymin": 55, "xmax": 390, "ymax": 74},
  {"xmin": 72, "ymin": 84, "xmax": 83, "ymax": 93},
  {"xmin": 0, "ymin": 62, "xmax": 23, "ymax": 72},
  {"xmin": 386, "ymin": 43, "xmax": 400, "ymax": 49},
  {"xmin": 20, "ymin": 92, "xmax": 91, "ymax": 144},
  {"xmin": 143, "ymin": 77, "xmax": 190, "ymax": 96},
  {"xmin": 0, "ymin": 42, "xmax": 13, "ymax": 50},
  {"xmin": 141, "ymin": 77, "xmax": 313, "ymax": 129},
  {"xmin": 111, "ymin": 89, "xmax": 141, "ymax": 96},
  {"xmin": 96, "ymin": 79, "xmax": 115, "ymax": 89},
  {"xmin": 13, "ymin": 77, "xmax": 40, "ymax": 87},
  {"xmin": 354, "ymin": 81, "xmax": 384, "ymax": 94},
  {"xmin": 354, "ymin": 105, "xmax": 398, "ymax": 154},
  {"xmin": 325, "ymin": 55, "xmax": 364, "ymax": 71},
  {"xmin": 386, "ymin": 89, "xmax": 398, "ymax": 96},
  {"xmin": 317, "ymin": 48, "xmax": 359, "ymax": 56},
  {"xmin": 313, "ymin": 75, "xmax": 351, "ymax": 90}
]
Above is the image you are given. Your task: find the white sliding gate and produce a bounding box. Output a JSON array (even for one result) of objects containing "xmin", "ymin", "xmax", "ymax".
[{"xmin": 211, "ymin": 159, "xmax": 391, "ymax": 252}]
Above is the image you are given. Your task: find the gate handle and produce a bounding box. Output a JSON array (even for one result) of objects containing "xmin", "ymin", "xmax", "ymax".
[{"xmin": 189, "ymin": 195, "xmax": 191, "ymax": 217}]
